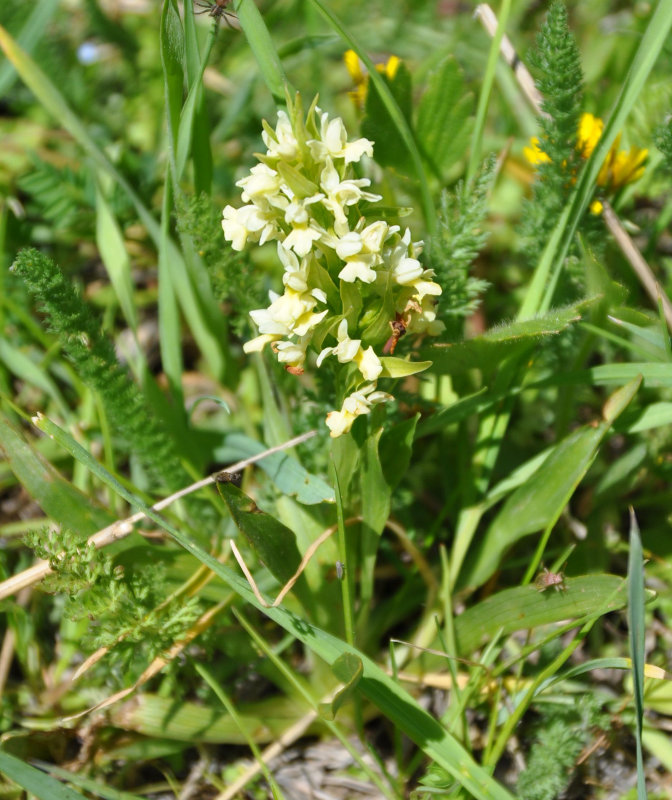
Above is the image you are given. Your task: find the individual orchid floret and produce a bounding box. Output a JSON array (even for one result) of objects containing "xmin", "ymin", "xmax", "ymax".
[
  {"xmin": 278, "ymin": 245, "xmax": 311, "ymax": 293},
  {"xmin": 319, "ymin": 158, "xmax": 382, "ymax": 235},
  {"xmin": 282, "ymin": 198, "xmax": 327, "ymax": 256},
  {"xmin": 249, "ymin": 287, "xmax": 327, "ymax": 339},
  {"xmin": 316, "ymin": 319, "xmax": 383, "ymax": 381},
  {"xmin": 272, "ymin": 335, "xmax": 311, "ymax": 374},
  {"xmin": 222, "ymin": 204, "xmax": 279, "ymax": 251},
  {"xmin": 309, "ymin": 110, "xmax": 374, "ymax": 165},
  {"xmin": 237, "ymin": 164, "xmax": 284, "ymax": 207},
  {"xmin": 325, "ymin": 383, "xmax": 392, "ymax": 438},
  {"xmin": 262, "ymin": 110, "xmax": 300, "ymax": 161},
  {"xmin": 335, "ymin": 220, "xmax": 390, "ymax": 283}
]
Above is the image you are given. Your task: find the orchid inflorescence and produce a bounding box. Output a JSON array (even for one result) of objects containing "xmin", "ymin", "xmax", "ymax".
[{"xmin": 222, "ymin": 93, "xmax": 442, "ymax": 437}]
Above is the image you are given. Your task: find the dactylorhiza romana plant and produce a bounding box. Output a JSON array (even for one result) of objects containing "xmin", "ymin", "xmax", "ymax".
[{"xmin": 223, "ymin": 94, "xmax": 443, "ymax": 437}]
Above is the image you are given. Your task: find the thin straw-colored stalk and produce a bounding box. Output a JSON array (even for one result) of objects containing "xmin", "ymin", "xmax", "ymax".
[{"xmin": 0, "ymin": 428, "xmax": 316, "ymax": 602}]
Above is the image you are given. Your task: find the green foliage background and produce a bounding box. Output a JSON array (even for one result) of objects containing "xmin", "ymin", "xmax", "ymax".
[{"xmin": 0, "ymin": 0, "xmax": 671, "ymax": 798}]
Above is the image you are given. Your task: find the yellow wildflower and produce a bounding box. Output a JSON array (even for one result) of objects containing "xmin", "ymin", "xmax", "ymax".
[
  {"xmin": 344, "ymin": 50, "xmax": 401, "ymax": 109},
  {"xmin": 597, "ymin": 133, "xmax": 648, "ymax": 190},
  {"xmin": 577, "ymin": 112, "xmax": 603, "ymax": 158},
  {"xmin": 523, "ymin": 137, "xmax": 551, "ymax": 166},
  {"xmin": 524, "ymin": 112, "xmax": 647, "ymax": 197}
]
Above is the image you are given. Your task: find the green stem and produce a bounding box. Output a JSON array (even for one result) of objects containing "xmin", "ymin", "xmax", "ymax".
[{"xmin": 467, "ymin": 0, "xmax": 511, "ymax": 183}]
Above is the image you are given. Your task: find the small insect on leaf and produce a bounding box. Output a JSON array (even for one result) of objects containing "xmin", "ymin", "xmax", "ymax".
[
  {"xmin": 335, "ymin": 560, "xmax": 345, "ymax": 580},
  {"xmin": 215, "ymin": 471, "xmax": 242, "ymax": 487},
  {"xmin": 535, "ymin": 566, "xmax": 567, "ymax": 593}
]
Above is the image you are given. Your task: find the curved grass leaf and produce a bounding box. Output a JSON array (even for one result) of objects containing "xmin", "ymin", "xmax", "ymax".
[
  {"xmin": 0, "ymin": 750, "xmax": 85, "ymax": 800},
  {"xmin": 234, "ymin": 0, "xmax": 289, "ymax": 104},
  {"xmin": 628, "ymin": 509, "xmax": 647, "ymax": 800}
]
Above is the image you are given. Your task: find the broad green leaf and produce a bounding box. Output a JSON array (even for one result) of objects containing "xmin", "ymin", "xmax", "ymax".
[
  {"xmin": 416, "ymin": 56, "xmax": 473, "ymax": 178},
  {"xmin": 379, "ymin": 357, "xmax": 432, "ymax": 378},
  {"xmin": 0, "ymin": 414, "xmax": 114, "ymax": 535},
  {"xmin": 426, "ymin": 304, "xmax": 586, "ymax": 376},
  {"xmin": 35, "ymin": 414, "xmax": 515, "ymax": 800},
  {"xmin": 217, "ymin": 481, "xmax": 304, "ymax": 589},
  {"xmin": 379, "ymin": 413, "xmax": 419, "ymax": 492},
  {"xmin": 361, "ymin": 62, "xmax": 413, "ymax": 171},
  {"xmin": 536, "ymin": 363, "xmax": 672, "ymax": 389},
  {"xmin": 617, "ymin": 401, "xmax": 672, "ymax": 433},
  {"xmin": 0, "ymin": 750, "xmax": 86, "ymax": 800},
  {"xmin": 642, "ymin": 727, "xmax": 672, "ymax": 775},
  {"xmin": 320, "ymin": 652, "xmax": 363, "ymax": 720},
  {"xmin": 460, "ymin": 378, "xmax": 639, "ymax": 590},
  {"xmin": 212, "ymin": 432, "xmax": 334, "ymax": 505},
  {"xmin": 454, "ymin": 575, "xmax": 628, "ymax": 656}
]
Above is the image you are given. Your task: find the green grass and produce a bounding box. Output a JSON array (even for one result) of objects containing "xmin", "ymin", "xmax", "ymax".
[{"xmin": 0, "ymin": 1, "xmax": 671, "ymax": 798}]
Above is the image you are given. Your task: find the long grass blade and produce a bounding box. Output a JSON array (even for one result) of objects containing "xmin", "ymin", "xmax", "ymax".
[{"xmin": 628, "ymin": 508, "xmax": 648, "ymax": 800}]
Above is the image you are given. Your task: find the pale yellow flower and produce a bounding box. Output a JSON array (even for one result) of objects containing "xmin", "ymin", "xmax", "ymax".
[
  {"xmin": 316, "ymin": 319, "xmax": 383, "ymax": 381},
  {"xmin": 325, "ymin": 383, "xmax": 391, "ymax": 438}
]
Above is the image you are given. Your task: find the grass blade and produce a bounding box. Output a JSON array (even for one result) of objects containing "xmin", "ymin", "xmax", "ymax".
[
  {"xmin": 628, "ymin": 508, "xmax": 648, "ymax": 800},
  {"xmin": 234, "ymin": 0, "xmax": 290, "ymax": 104},
  {"xmin": 0, "ymin": 750, "xmax": 86, "ymax": 800}
]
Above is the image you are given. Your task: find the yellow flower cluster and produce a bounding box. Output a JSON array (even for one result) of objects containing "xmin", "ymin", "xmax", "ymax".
[
  {"xmin": 222, "ymin": 96, "xmax": 443, "ymax": 438},
  {"xmin": 343, "ymin": 49, "xmax": 401, "ymax": 109},
  {"xmin": 524, "ymin": 112, "xmax": 647, "ymax": 213}
]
